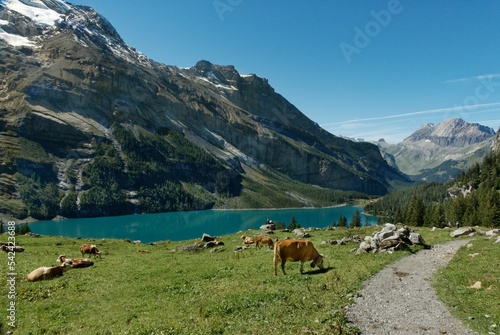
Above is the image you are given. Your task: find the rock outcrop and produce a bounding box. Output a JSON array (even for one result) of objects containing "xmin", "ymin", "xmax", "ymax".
[{"xmin": 353, "ymin": 223, "xmax": 427, "ymax": 254}]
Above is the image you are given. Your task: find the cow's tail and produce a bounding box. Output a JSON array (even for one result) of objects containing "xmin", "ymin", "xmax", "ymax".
[{"xmin": 273, "ymin": 241, "xmax": 281, "ymax": 276}]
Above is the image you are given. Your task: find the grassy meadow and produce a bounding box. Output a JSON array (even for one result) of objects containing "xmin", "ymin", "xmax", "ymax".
[
  {"xmin": 0, "ymin": 225, "xmax": 497, "ymax": 335},
  {"xmin": 434, "ymin": 237, "xmax": 500, "ymax": 335}
]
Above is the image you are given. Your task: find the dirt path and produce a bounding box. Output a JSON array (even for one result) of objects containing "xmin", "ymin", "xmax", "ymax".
[{"xmin": 347, "ymin": 239, "xmax": 478, "ymax": 335}]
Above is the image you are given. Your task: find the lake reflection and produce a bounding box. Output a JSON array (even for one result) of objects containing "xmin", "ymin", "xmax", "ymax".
[{"xmin": 30, "ymin": 206, "xmax": 376, "ymax": 243}]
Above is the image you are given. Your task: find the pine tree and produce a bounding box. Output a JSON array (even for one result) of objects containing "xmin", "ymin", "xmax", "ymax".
[
  {"xmin": 431, "ymin": 201, "xmax": 446, "ymax": 228},
  {"xmin": 406, "ymin": 195, "xmax": 425, "ymax": 226},
  {"xmin": 288, "ymin": 216, "xmax": 300, "ymax": 230},
  {"xmin": 481, "ymin": 190, "xmax": 500, "ymax": 227},
  {"xmin": 338, "ymin": 215, "xmax": 348, "ymax": 228},
  {"xmin": 351, "ymin": 210, "xmax": 361, "ymax": 228}
]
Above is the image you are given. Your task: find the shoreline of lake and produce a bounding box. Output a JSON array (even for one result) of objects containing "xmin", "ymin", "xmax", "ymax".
[
  {"xmin": 211, "ymin": 203, "xmax": 348, "ymax": 211},
  {"xmin": 29, "ymin": 205, "xmax": 377, "ymax": 243}
]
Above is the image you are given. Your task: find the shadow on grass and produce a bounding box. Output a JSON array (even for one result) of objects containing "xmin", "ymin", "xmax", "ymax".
[{"xmin": 302, "ymin": 266, "xmax": 334, "ymax": 275}]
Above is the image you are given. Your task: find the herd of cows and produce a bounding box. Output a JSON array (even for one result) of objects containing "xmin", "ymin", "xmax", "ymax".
[
  {"xmin": 26, "ymin": 244, "xmax": 101, "ymax": 282},
  {"xmin": 21, "ymin": 233, "xmax": 325, "ymax": 282}
]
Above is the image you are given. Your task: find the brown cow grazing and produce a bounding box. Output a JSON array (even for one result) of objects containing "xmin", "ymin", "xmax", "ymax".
[
  {"xmin": 273, "ymin": 239, "xmax": 324, "ymax": 275},
  {"xmin": 255, "ymin": 236, "xmax": 274, "ymax": 249},
  {"xmin": 80, "ymin": 244, "xmax": 101, "ymax": 258},
  {"xmin": 26, "ymin": 261, "xmax": 73, "ymax": 282},
  {"xmin": 56, "ymin": 255, "xmax": 94, "ymax": 268},
  {"xmin": 240, "ymin": 235, "xmax": 255, "ymax": 245}
]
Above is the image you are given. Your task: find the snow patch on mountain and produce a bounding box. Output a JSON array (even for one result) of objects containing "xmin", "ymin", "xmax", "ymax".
[
  {"xmin": 4, "ymin": 0, "xmax": 65, "ymax": 26},
  {"xmin": 196, "ymin": 75, "xmax": 238, "ymax": 91},
  {"xmin": 0, "ymin": 27, "xmax": 35, "ymax": 46},
  {"xmin": 0, "ymin": 0, "xmax": 151, "ymax": 64},
  {"xmin": 0, "ymin": 0, "xmax": 66, "ymax": 46}
]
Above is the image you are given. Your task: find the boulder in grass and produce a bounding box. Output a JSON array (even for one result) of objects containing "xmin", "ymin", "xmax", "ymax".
[
  {"xmin": 260, "ymin": 223, "xmax": 276, "ymax": 231},
  {"xmin": 379, "ymin": 239, "xmax": 400, "ymax": 250},
  {"xmin": 450, "ymin": 227, "xmax": 475, "ymax": 238},
  {"xmin": 352, "ymin": 225, "xmax": 427, "ymax": 254},
  {"xmin": 409, "ymin": 232, "xmax": 426, "ymax": 245},
  {"xmin": 485, "ymin": 229, "xmax": 500, "ymax": 236},
  {"xmin": 382, "ymin": 223, "xmax": 396, "ymax": 232},
  {"xmin": 201, "ymin": 233, "xmax": 217, "ymax": 242}
]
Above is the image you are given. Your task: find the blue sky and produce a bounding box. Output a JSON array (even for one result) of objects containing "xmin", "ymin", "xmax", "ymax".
[{"xmin": 68, "ymin": 0, "xmax": 500, "ymax": 143}]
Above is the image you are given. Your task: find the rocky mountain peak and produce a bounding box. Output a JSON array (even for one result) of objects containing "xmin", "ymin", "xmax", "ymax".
[
  {"xmin": 185, "ymin": 59, "xmax": 237, "ymax": 88},
  {"xmin": 403, "ymin": 118, "xmax": 495, "ymax": 147},
  {"xmin": 0, "ymin": 0, "xmax": 146, "ymax": 64},
  {"xmin": 378, "ymin": 118, "xmax": 496, "ymax": 182}
]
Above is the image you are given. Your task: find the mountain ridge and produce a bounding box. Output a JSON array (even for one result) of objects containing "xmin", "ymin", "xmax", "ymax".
[
  {"xmin": 0, "ymin": 0, "xmax": 410, "ymax": 219},
  {"xmin": 377, "ymin": 118, "xmax": 496, "ymax": 182}
]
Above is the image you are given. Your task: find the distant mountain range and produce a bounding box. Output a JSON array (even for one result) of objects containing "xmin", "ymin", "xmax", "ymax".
[
  {"xmin": 376, "ymin": 118, "xmax": 497, "ymax": 182},
  {"xmin": 0, "ymin": 0, "xmax": 409, "ymax": 219}
]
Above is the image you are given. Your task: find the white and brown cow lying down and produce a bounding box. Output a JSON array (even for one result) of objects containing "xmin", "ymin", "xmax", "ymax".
[
  {"xmin": 273, "ymin": 239, "xmax": 324, "ymax": 276},
  {"xmin": 26, "ymin": 261, "xmax": 73, "ymax": 282},
  {"xmin": 240, "ymin": 235, "xmax": 255, "ymax": 245},
  {"xmin": 80, "ymin": 244, "xmax": 101, "ymax": 258},
  {"xmin": 56, "ymin": 255, "xmax": 94, "ymax": 268}
]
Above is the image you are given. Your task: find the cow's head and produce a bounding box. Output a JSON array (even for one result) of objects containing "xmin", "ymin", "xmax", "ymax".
[
  {"xmin": 311, "ymin": 254, "xmax": 325, "ymax": 269},
  {"xmin": 56, "ymin": 255, "xmax": 66, "ymax": 263},
  {"xmin": 91, "ymin": 246, "xmax": 102, "ymax": 258},
  {"xmin": 61, "ymin": 260, "xmax": 73, "ymax": 271}
]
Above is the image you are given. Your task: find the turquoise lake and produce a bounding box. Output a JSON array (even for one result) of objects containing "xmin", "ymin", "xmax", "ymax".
[{"xmin": 30, "ymin": 206, "xmax": 377, "ymax": 243}]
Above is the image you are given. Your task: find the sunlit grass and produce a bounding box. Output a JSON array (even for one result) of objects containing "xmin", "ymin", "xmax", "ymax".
[
  {"xmin": 0, "ymin": 226, "xmax": 487, "ymax": 334},
  {"xmin": 434, "ymin": 237, "xmax": 500, "ymax": 335}
]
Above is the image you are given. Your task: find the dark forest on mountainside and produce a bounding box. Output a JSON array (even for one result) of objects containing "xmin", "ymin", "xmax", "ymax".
[{"xmin": 365, "ymin": 148, "xmax": 500, "ymax": 228}]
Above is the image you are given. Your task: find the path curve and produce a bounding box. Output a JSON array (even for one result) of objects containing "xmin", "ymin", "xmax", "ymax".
[{"xmin": 347, "ymin": 239, "xmax": 478, "ymax": 335}]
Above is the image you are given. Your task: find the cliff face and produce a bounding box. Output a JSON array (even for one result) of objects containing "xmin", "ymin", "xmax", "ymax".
[
  {"xmin": 377, "ymin": 119, "xmax": 496, "ymax": 182},
  {"xmin": 494, "ymin": 128, "xmax": 500, "ymax": 154},
  {"xmin": 0, "ymin": 0, "xmax": 408, "ymax": 218}
]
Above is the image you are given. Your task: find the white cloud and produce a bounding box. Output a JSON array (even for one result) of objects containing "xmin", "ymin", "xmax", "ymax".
[
  {"xmin": 322, "ymin": 103, "xmax": 500, "ymax": 143},
  {"xmin": 322, "ymin": 103, "xmax": 500, "ymax": 127},
  {"xmin": 444, "ymin": 73, "xmax": 500, "ymax": 84}
]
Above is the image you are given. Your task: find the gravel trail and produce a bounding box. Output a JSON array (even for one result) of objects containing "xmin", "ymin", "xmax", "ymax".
[{"xmin": 347, "ymin": 239, "xmax": 478, "ymax": 335}]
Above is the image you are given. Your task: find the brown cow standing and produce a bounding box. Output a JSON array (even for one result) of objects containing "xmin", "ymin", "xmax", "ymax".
[
  {"xmin": 80, "ymin": 244, "xmax": 101, "ymax": 258},
  {"xmin": 273, "ymin": 239, "xmax": 324, "ymax": 275},
  {"xmin": 255, "ymin": 236, "xmax": 274, "ymax": 249}
]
